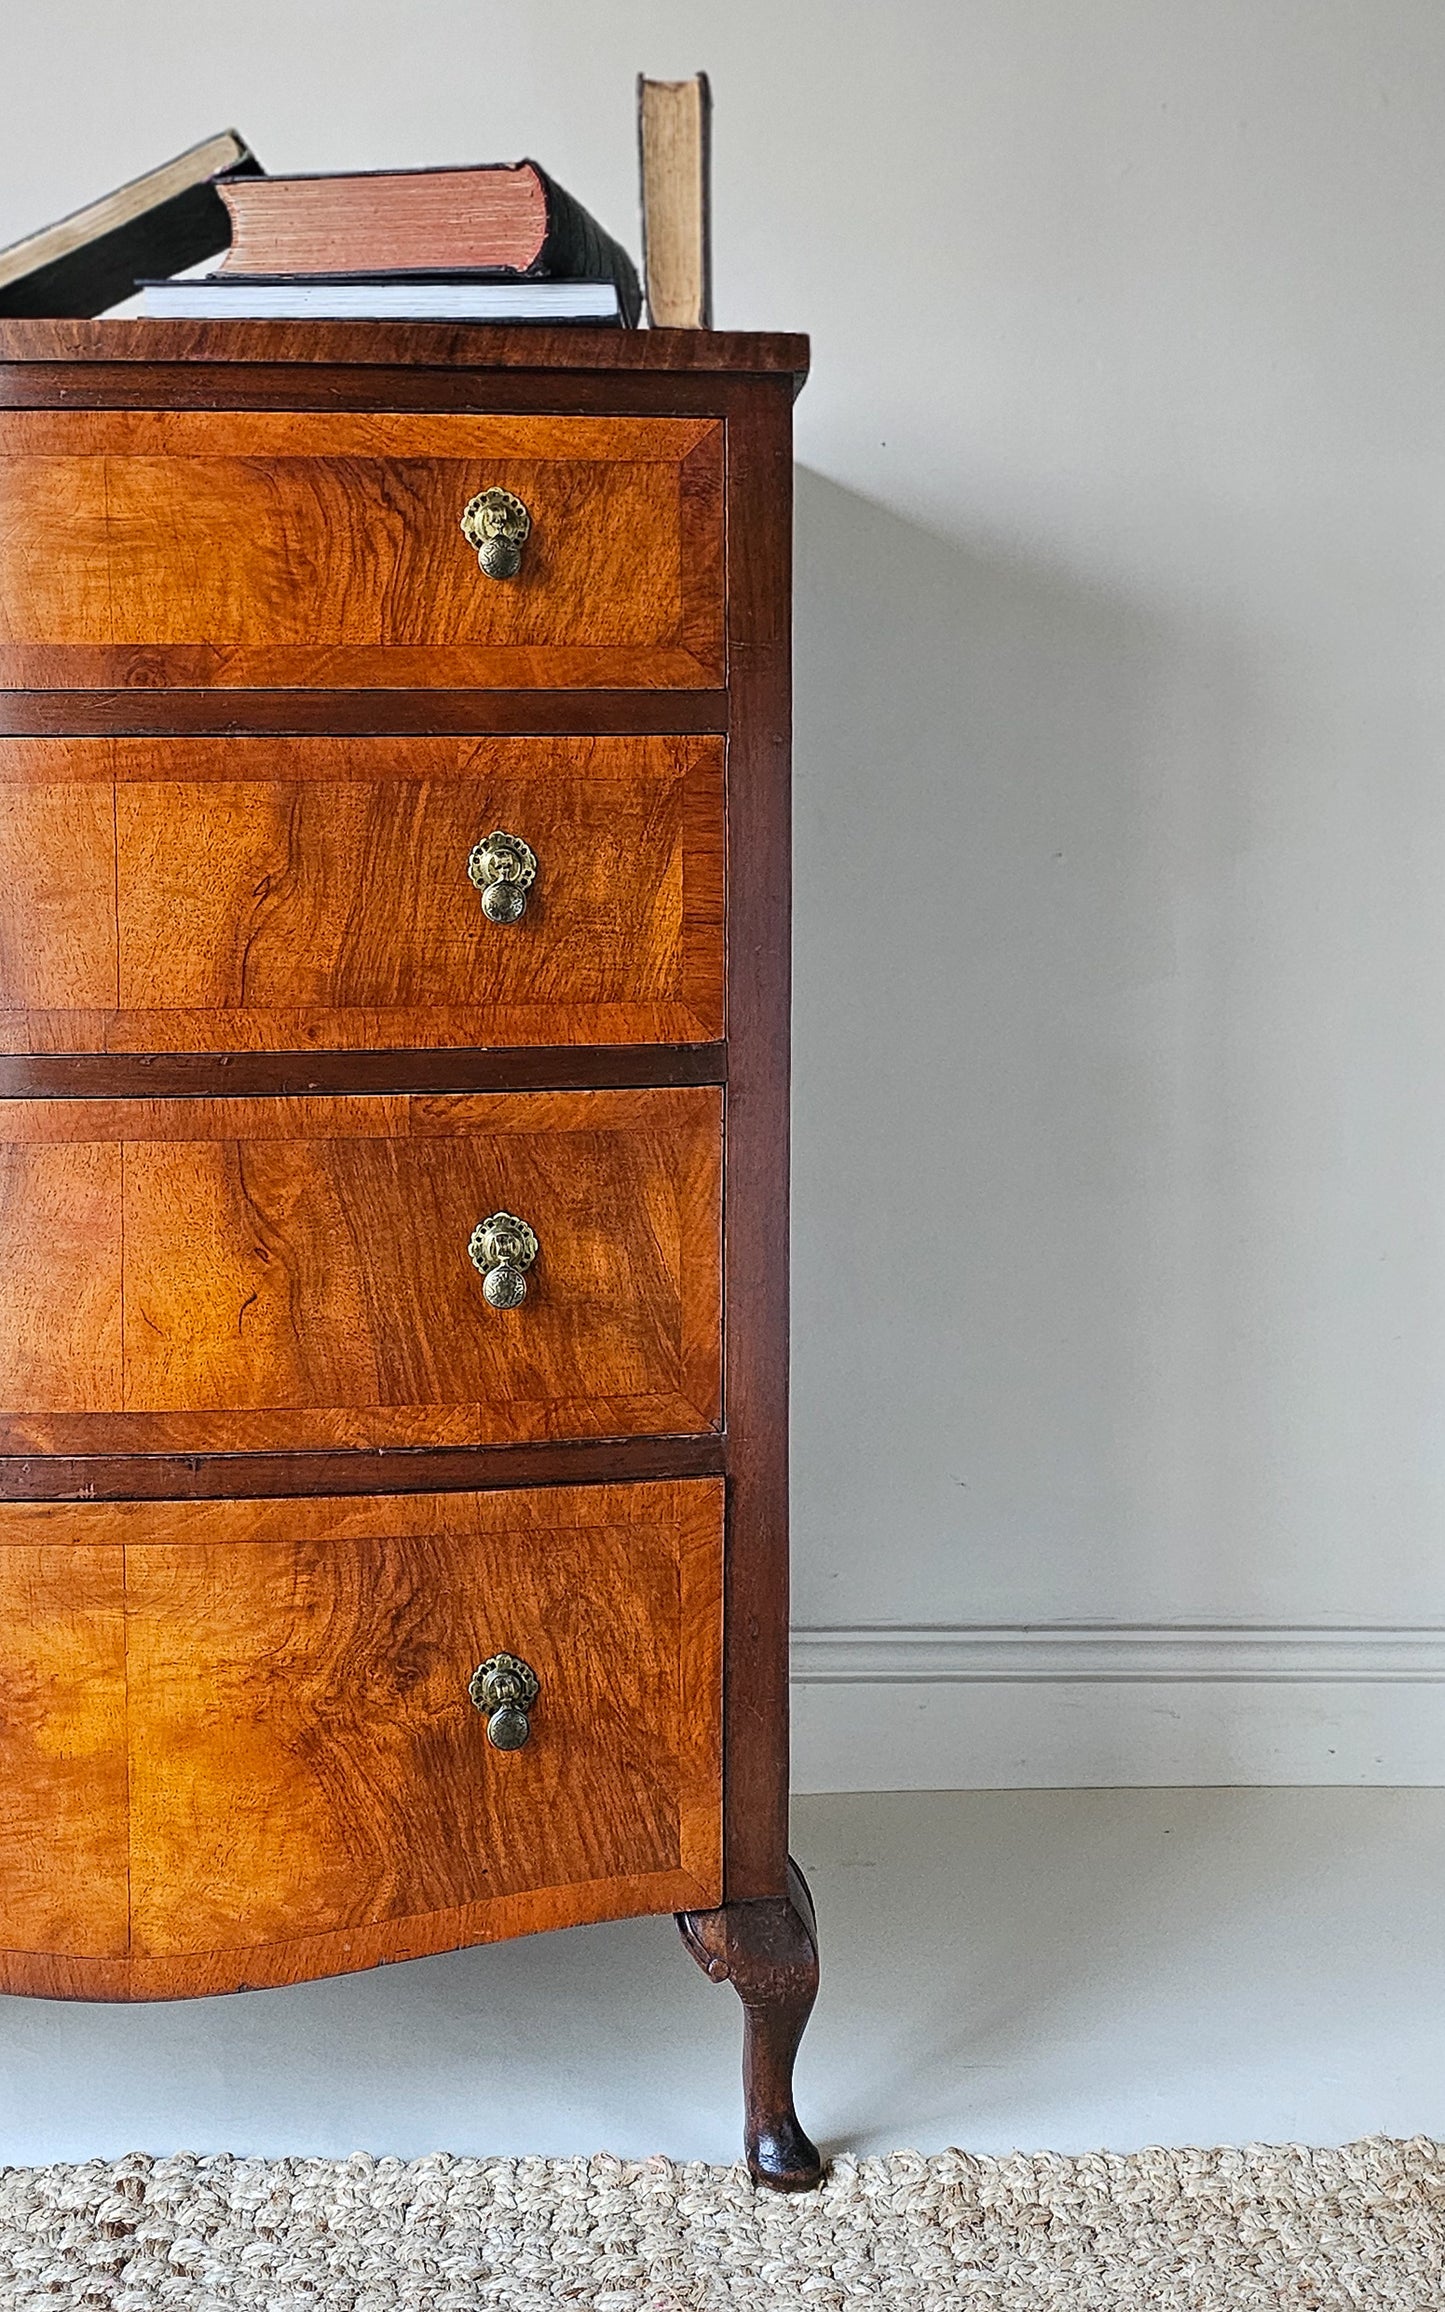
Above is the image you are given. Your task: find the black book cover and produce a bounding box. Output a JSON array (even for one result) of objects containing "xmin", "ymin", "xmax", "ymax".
[{"xmin": 530, "ymin": 167, "xmax": 642, "ymax": 325}]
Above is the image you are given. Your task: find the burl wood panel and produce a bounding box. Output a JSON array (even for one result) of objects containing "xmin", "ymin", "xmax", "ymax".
[
  {"xmin": 0, "ymin": 1480, "xmax": 723, "ymax": 1998},
  {"xmin": 0, "ymin": 1544, "xmax": 128, "ymax": 1962},
  {"xmin": 0, "ymin": 411, "xmax": 723, "ymax": 689},
  {"xmin": 0, "ymin": 735, "xmax": 723, "ymax": 1051},
  {"xmin": 0, "ymin": 1088, "xmax": 722, "ymax": 1453}
]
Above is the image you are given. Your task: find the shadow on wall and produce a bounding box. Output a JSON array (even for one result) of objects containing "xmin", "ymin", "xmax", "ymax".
[{"xmin": 789, "ymin": 468, "xmax": 1260, "ymax": 1630}]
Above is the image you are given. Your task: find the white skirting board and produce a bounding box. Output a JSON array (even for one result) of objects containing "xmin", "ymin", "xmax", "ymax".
[{"xmin": 790, "ymin": 1625, "xmax": 1445, "ymax": 1790}]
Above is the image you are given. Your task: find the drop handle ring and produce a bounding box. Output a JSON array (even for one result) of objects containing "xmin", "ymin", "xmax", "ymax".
[
  {"xmin": 467, "ymin": 1210, "xmax": 539, "ymax": 1309},
  {"xmin": 468, "ymin": 830, "xmax": 537, "ymax": 924},
  {"xmin": 460, "ymin": 487, "xmax": 531, "ymax": 579},
  {"xmin": 469, "ymin": 1652, "xmax": 539, "ymax": 1750}
]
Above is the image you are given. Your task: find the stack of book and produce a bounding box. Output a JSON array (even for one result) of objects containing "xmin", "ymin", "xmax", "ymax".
[{"xmin": 139, "ymin": 159, "xmax": 641, "ymax": 326}]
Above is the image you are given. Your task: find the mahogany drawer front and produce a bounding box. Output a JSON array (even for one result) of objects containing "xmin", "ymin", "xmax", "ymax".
[
  {"xmin": 0, "ymin": 1088, "xmax": 721, "ymax": 1454},
  {"xmin": 0, "ymin": 734, "xmax": 724, "ymax": 1052},
  {"xmin": 0, "ymin": 1480, "xmax": 723, "ymax": 1998},
  {"xmin": 0, "ymin": 410, "xmax": 723, "ymax": 690}
]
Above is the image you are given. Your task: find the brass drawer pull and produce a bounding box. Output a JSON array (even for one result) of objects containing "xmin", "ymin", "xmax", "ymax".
[
  {"xmin": 460, "ymin": 487, "xmax": 531, "ymax": 579},
  {"xmin": 467, "ymin": 1210, "xmax": 539, "ymax": 1308},
  {"xmin": 468, "ymin": 829, "xmax": 538, "ymax": 924},
  {"xmin": 469, "ymin": 1652, "xmax": 539, "ymax": 1750}
]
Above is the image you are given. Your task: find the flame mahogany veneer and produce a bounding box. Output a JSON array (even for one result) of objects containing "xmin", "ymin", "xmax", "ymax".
[{"xmin": 0, "ymin": 324, "xmax": 819, "ymax": 2189}]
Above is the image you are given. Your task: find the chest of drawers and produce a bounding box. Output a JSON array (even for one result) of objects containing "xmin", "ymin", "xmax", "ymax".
[{"xmin": 0, "ymin": 322, "xmax": 818, "ymax": 2191}]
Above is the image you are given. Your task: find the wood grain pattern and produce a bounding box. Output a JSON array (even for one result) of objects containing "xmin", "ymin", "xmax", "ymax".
[
  {"xmin": 0, "ymin": 691, "xmax": 729, "ymax": 739},
  {"xmin": 0, "ymin": 1043, "xmax": 726, "ymax": 1102},
  {"xmin": 0, "ymin": 1139, "xmax": 122, "ymax": 1410},
  {"xmin": 125, "ymin": 1485, "xmax": 722, "ymax": 1957},
  {"xmin": 0, "ymin": 335, "xmax": 808, "ymax": 2091},
  {"xmin": 0, "ymin": 322, "xmax": 810, "ymax": 380},
  {"xmin": 678, "ymin": 1859, "xmax": 822, "ymax": 2191},
  {"xmin": 0, "ymin": 1432, "xmax": 726, "ymax": 1504},
  {"xmin": 0, "ymin": 1088, "xmax": 721, "ymax": 1454},
  {"xmin": 0, "ymin": 736, "xmax": 723, "ymax": 1051},
  {"xmin": 0, "ymin": 371, "xmax": 786, "ymax": 429},
  {"xmin": 0, "ymin": 411, "xmax": 723, "ymax": 690},
  {"xmin": 0, "ymin": 1480, "xmax": 723, "ymax": 1997},
  {"xmin": 0, "ymin": 1543, "xmax": 128, "ymax": 1961},
  {"xmin": 718, "ymin": 380, "xmax": 797, "ymax": 1903}
]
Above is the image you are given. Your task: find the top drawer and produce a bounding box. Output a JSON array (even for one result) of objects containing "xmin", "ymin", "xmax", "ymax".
[{"xmin": 0, "ymin": 412, "xmax": 723, "ymax": 691}]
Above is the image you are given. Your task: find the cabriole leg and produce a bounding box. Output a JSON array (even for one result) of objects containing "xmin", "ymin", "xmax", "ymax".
[{"xmin": 677, "ymin": 1855, "xmax": 822, "ymax": 2190}]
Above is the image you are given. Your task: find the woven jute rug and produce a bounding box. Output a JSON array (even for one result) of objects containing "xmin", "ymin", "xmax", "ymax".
[{"xmin": 1, "ymin": 2139, "xmax": 1440, "ymax": 2310}]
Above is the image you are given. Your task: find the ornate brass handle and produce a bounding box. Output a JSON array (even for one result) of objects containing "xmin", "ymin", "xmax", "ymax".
[
  {"xmin": 469, "ymin": 1652, "xmax": 539, "ymax": 1750},
  {"xmin": 467, "ymin": 829, "xmax": 537, "ymax": 924},
  {"xmin": 467, "ymin": 1210, "xmax": 538, "ymax": 1308},
  {"xmin": 460, "ymin": 488, "xmax": 531, "ymax": 579}
]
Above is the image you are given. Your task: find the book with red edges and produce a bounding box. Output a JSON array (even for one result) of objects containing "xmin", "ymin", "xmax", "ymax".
[{"xmin": 218, "ymin": 161, "xmax": 641, "ymax": 323}]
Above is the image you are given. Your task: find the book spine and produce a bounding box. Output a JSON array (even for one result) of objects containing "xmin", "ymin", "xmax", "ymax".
[{"xmin": 532, "ymin": 167, "xmax": 642, "ymax": 326}]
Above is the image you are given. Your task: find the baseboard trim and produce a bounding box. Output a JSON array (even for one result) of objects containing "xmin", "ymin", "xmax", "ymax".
[
  {"xmin": 789, "ymin": 1623, "xmax": 1445, "ymax": 1792},
  {"xmin": 792, "ymin": 1622, "xmax": 1445, "ymax": 1685}
]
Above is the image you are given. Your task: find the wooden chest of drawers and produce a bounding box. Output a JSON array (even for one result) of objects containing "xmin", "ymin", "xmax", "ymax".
[{"xmin": 0, "ymin": 322, "xmax": 817, "ymax": 2190}]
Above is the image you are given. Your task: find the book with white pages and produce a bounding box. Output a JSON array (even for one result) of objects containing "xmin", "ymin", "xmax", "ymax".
[{"xmin": 139, "ymin": 273, "xmax": 625, "ymax": 322}]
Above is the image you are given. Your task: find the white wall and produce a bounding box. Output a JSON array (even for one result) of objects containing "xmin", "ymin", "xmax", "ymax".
[{"xmin": 5, "ymin": 2, "xmax": 1445, "ymax": 1781}]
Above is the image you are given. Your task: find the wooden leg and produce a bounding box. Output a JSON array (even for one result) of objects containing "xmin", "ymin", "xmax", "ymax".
[{"xmin": 677, "ymin": 1856, "xmax": 823, "ymax": 2190}]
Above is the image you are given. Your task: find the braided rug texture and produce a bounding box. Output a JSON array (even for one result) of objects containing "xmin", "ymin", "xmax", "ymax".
[{"xmin": 0, "ymin": 2139, "xmax": 1440, "ymax": 2311}]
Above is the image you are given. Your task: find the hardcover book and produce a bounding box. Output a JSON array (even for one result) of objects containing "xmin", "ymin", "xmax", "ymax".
[
  {"xmin": 218, "ymin": 160, "xmax": 641, "ymax": 323},
  {"xmin": 0, "ymin": 130, "xmax": 260, "ymax": 317},
  {"xmin": 140, "ymin": 273, "xmax": 626, "ymax": 323},
  {"xmin": 637, "ymin": 76, "xmax": 712, "ymax": 328}
]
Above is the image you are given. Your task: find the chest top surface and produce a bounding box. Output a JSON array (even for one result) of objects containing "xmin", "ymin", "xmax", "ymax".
[{"xmin": 0, "ymin": 320, "xmax": 810, "ymax": 390}]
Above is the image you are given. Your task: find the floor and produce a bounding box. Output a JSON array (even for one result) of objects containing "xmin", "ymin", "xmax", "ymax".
[{"xmin": 2, "ymin": 1788, "xmax": 1443, "ymax": 2166}]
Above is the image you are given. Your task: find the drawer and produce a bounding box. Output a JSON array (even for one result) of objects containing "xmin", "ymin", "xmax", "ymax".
[
  {"xmin": 0, "ymin": 411, "xmax": 723, "ymax": 690},
  {"xmin": 0, "ymin": 735, "xmax": 723, "ymax": 1051},
  {"xmin": 0, "ymin": 1481, "xmax": 723, "ymax": 1996},
  {"xmin": 0, "ymin": 1087, "xmax": 721, "ymax": 1453}
]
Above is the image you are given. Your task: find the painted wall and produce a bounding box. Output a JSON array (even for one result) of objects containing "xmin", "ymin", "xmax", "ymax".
[{"xmin": 4, "ymin": 2, "xmax": 1445, "ymax": 1782}]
